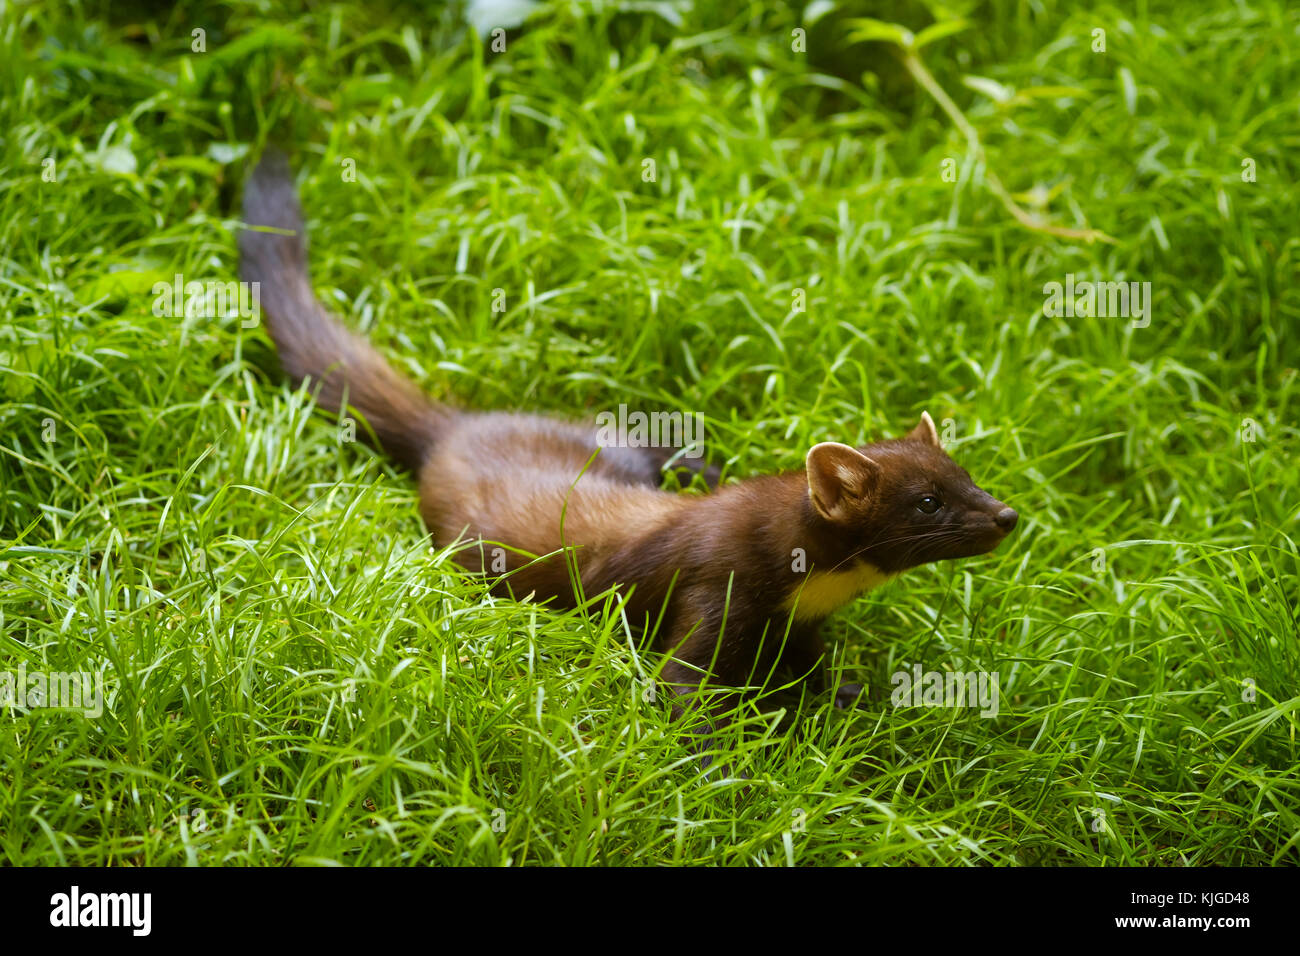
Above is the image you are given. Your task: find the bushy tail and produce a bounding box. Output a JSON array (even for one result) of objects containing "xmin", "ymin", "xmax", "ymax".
[{"xmin": 238, "ymin": 149, "xmax": 447, "ymax": 470}]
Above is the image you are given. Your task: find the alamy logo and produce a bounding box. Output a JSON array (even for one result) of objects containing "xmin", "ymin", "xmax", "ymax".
[
  {"xmin": 890, "ymin": 664, "xmax": 1000, "ymax": 717},
  {"xmin": 1042, "ymin": 273, "xmax": 1151, "ymax": 328},
  {"xmin": 151, "ymin": 273, "xmax": 260, "ymax": 326},
  {"xmin": 49, "ymin": 886, "xmax": 151, "ymax": 936},
  {"xmin": 594, "ymin": 404, "xmax": 704, "ymax": 459},
  {"xmin": 0, "ymin": 665, "xmax": 103, "ymax": 718}
]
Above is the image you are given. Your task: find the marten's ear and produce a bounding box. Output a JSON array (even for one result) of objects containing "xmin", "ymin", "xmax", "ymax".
[
  {"xmin": 906, "ymin": 411, "xmax": 941, "ymax": 448},
  {"xmin": 806, "ymin": 442, "xmax": 882, "ymax": 522}
]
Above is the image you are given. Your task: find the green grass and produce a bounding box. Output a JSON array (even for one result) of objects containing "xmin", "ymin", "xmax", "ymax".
[{"xmin": 1, "ymin": 0, "xmax": 1297, "ymax": 865}]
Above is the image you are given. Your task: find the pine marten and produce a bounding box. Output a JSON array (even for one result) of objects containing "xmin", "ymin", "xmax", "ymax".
[{"xmin": 238, "ymin": 150, "xmax": 1018, "ymax": 747}]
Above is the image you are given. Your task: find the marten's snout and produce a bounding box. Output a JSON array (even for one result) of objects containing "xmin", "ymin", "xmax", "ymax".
[{"xmin": 995, "ymin": 507, "xmax": 1019, "ymax": 532}]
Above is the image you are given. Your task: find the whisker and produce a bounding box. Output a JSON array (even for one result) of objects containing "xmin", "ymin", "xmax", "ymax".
[{"xmin": 826, "ymin": 527, "xmax": 975, "ymax": 573}]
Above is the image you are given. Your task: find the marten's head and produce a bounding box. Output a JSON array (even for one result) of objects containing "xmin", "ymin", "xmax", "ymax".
[{"xmin": 805, "ymin": 412, "xmax": 1017, "ymax": 574}]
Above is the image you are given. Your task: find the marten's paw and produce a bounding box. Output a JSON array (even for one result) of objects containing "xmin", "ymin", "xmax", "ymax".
[{"xmin": 834, "ymin": 682, "xmax": 868, "ymax": 710}]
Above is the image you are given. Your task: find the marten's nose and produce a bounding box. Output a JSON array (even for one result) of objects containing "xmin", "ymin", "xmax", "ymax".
[{"xmin": 995, "ymin": 507, "xmax": 1019, "ymax": 531}]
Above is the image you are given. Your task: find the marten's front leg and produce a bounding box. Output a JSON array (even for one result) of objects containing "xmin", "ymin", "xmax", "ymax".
[
  {"xmin": 774, "ymin": 625, "xmax": 868, "ymax": 710},
  {"xmin": 657, "ymin": 593, "xmax": 760, "ymax": 773}
]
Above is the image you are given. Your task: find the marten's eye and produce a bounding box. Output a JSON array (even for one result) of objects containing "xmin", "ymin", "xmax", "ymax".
[{"xmin": 916, "ymin": 495, "xmax": 942, "ymax": 514}]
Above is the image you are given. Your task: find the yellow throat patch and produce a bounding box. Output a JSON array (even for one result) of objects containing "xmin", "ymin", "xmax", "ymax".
[{"xmin": 783, "ymin": 562, "xmax": 898, "ymax": 621}]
